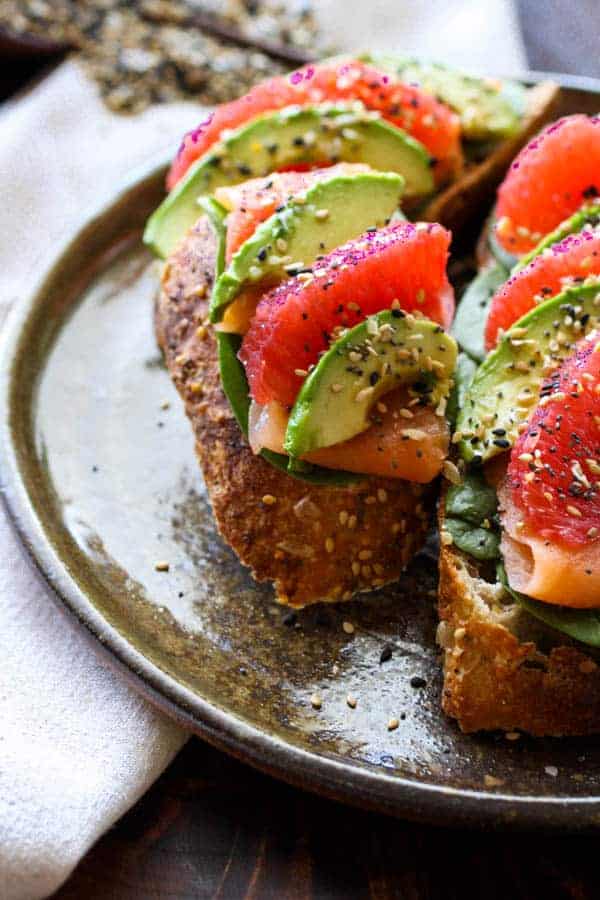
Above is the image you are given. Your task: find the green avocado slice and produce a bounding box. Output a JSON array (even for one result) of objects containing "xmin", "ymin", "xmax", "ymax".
[
  {"xmin": 210, "ymin": 170, "xmax": 404, "ymax": 323},
  {"xmin": 144, "ymin": 104, "xmax": 433, "ymax": 259},
  {"xmin": 513, "ymin": 202, "xmax": 600, "ymax": 272},
  {"xmin": 285, "ymin": 310, "xmax": 457, "ymax": 458},
  {"xmin": 217, "ymin": 332, "xmax": 358, "ymax": 485},
  {"xmin": 362, "ymin": 54, "xmax": 525, "ymax": 141},
  {"xmin": 457, "ymin": 280, "xmax": 600, "ymax": 463}
]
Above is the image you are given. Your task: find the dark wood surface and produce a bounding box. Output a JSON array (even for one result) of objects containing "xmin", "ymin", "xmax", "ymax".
[
  {"xmin": 3, "ymin": 30, "xmax": 600, "ymax": 900},
  {"xmin": 54, "ymin": 737, "xmax": 599, "ymax": 900}
]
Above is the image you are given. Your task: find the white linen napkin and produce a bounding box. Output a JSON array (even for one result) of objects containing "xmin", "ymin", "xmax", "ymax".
[{"xmin": 0, "ymin": 4, "xmax": 525, "ymax": 899}]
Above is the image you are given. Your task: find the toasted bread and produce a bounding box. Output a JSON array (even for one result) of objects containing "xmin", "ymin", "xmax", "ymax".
[
  {"xmin": 437, "ymin": 492, "xmax": 600, "ymax": 735},
  {"xmin": 424, "ymin": 81, "xmax": 562, "ymax": 235},
  {"xmin": 155, "ymin": 214, "xmax": 434, "ymax": 607}
]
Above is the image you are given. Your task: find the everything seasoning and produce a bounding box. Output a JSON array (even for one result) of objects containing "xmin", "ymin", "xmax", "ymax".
[{"xmin": 0, "ymin": 0, "xmax": 323, "ymax": 113}]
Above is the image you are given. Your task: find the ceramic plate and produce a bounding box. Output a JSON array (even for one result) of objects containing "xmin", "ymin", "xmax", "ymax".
[{"xmin": 3, "ymin": 73, "xmax": 600, "ymax": 830}]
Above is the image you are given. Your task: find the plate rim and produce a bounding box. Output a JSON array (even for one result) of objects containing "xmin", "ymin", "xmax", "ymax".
[{"xmin": 3, "ymin": 69, "xmax": 600, "ymax": 831}]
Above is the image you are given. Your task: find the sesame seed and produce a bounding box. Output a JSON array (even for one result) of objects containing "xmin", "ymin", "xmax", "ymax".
[
  {"xmin": 358, "ymin": 549, "xmax": 372, "ymax": 560},
  {"xmin": 440, "ymin": 531, "xmax": 453, "ymax": 546},
  {"xmin": 339, "ymin": 510, "xmax": 349, "ymax": 525},
  {"xmin": 195, "ymin": 325, "xmax": 207, "ymax": 339},
  {"xmin": 544, "ymin": 766, "xmax": 558, "ymax": 778},
  {"xmin": 377, "ymin": 401, "xmax": 388, "ymax": 414},
  {"xmin": 351, "ymin": 561, "xmax": 361, "ymax": 576},
  {"xmin": 348, "ymin": 515, "xmax": 357, "ymax": 529},
  {"xmin": 342, "ymin": 621, "xmax": 355, "ymax": 635},
  {"xmin": 325, "ymin": 537, "xmax": 335, "ymax": 553},
  {"xmin": 588, "ymin": 527, "xmax": 599, "ymax": 539},
  {"xmin": 401, "ymin": 428, "xmax": 427, "ymax": 441},
  {"xmin": 442, "ymin": 460, "xmax": 461, "ymax": 484},
  {"xmin": 377, "ymin": 488, "xmax": 388, "ymax": 503},
  {"xmin": 314, "ymin": 208, "xmax": 330, "ymax": 221},
  {"xmin": 387, "ymin": 717, "xmax": 399, "ymax": 731},
  {"xmin": 566, "ymin": 505, "xmax": 582, "ymax": 517},
  {"xmin": 346, "ymin": 694, "xmax": 358, "ymax": 709},
  {"xmin": 310, "ymin": 694, "xmax": 322, "ymax": 710},
  {"xmin": 154, "ymin": 561, "xmax": 170, "ymax": 572},
  {"xmin": 505, "ymin": 732, "xmax": 520, "ymax": 741},
  {"xmin": 294, "ymin": 368, "xmax": 308, "ymax": 377},
  {"xmin": 262, "ymin": 494, "xmax": 277, "ymax": 506}
]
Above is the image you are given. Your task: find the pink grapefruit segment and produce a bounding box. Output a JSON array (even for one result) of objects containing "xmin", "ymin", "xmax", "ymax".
[
  {"xmin": 485, "ymin": 228, "xmax": 600, "ymax": 349},
  {"xmin": 167, "ymin": 60, "xmax": 462, "ymax": 190},
  {"xmin": 239, "ymin": 221, "xmax": 454, "ymax": 408},
  {"xmin": 495, "ymin": 114, "xmax": 600, "ymax": 255}
]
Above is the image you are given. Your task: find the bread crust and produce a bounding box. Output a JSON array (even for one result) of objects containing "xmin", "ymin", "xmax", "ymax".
[
  {"xmin": 424, "ymin": 81, "xmax": 562, "ymax": 235},
  {"xmin": 437, "ymin": 496, "xmax": 600, "ymax": 735},
  {"xmin": 156, "ymin": 215, "xmax": 433, "ymax": 607}
]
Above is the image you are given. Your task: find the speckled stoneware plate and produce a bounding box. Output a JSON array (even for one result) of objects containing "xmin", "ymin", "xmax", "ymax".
[{"xmin": 3, "ymin": 73, "xmax": 600, "ymax": 831}]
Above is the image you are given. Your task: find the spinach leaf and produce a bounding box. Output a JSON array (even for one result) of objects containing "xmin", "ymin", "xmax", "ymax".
[
  {"xmin": 498, "ymin": 564, "xmax": 600, "ymax": 649},
  {"xmin": 446, "ymin": 471, "xmax": 497, "ymax": 524},
  {"xmin": 216, "ymin": 332, "xmax": 359, "ymax": 486},
  {"xmin": 452, "ymin": 263, "xmax": 508, "ymax": 362},
  {"xmin": 444, "ymin": 517, "xmax": 500, "ymax": 560},
  {"xmin": 443, "ymin": 470, "xmax": 500, "ymax": 561}
]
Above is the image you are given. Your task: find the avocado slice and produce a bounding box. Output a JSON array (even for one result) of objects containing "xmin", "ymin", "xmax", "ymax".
[
  {"xmin": 145, "ymin": 104, "xmax": 433, "ymax": 259},
  {"xmin": 217, "ymin": 331, "xmax": 358, "ymax": 485},
  {"xmin": 514, "ymin": 203, "xmax": 600, "ymax": 272},
  {"xmin": 284, "ymin": 310, "xmax": 457, "ymax": 458},
  {"xmin": 457, "ymin": 280, "xmax": 600, "ymax": 463},
  {"xmin": 210, "ymin": 170, "xmax": 404, "ymax": 324},
  {"xmin": 363, "ymin": 54, "xmax": 525, "ymax": 141}
]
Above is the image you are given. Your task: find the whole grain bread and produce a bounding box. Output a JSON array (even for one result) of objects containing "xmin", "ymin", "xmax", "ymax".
[
  {"xmin": 437, "ymin": 494, "xmax": 600, "ymax": 735},
  {"xmin": 155, "ymin": 214, "xmax": 434, "ymax": 607}
]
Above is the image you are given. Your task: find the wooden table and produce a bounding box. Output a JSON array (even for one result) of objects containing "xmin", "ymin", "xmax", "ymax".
[
  {"xmin": 3, "ymin": 30, "xmax": 600, "ymax": 900},
  {"xmin": 55, "ymin": 737, "xmax": 599, "ymax": 899}
]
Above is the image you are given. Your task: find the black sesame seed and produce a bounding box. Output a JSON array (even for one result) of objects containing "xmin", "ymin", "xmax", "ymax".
[{"xmin": 379, "ymin": 643, "xmax": 394, "ymax": 664}]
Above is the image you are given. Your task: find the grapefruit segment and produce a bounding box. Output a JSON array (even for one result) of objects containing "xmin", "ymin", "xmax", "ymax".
[
  {"xmin": 239, "ymin": 221, "xmax": 454, "ymax": 408},
  {"xmin": 495, "ymin": 114, "xmax": 600, "ymax": 255},
  {"xmin": 485, "ymin": 228, "xmax": 600, "ymax": 349},
  {"xmin": 167, "ymin": 59, "xmax": 462, "ymax": 189}
]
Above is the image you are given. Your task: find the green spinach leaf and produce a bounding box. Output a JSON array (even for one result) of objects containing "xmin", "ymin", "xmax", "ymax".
[{"xmin": 452, "ymin": 263, "xmax": 508, "ymax": 362}]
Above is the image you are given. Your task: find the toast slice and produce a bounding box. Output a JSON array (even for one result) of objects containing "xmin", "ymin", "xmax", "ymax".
[
  {"xmin": 424, "ymin": 81, "xmax": 562, "ymax": 236},
  {"xmin": 437, "ymin": 491, "xmax": 600, "ymax": 735},
  {"xmin": 155, "ymin": 214, "xmax": 434, "ymax": 607}
]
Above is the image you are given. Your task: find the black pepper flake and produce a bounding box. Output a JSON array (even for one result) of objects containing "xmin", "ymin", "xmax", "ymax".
[
  {"xmin": 410, "ymin": 676, "xmax": 427, "ymax": 689},
  {"xmin": 379, "ymin": 643, "xmax": 394, "ymax": 664},
  {"xmin": 369, "ymin": 372, "xmax": 380, "ymax": 386}
]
